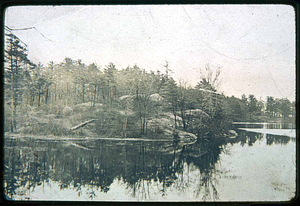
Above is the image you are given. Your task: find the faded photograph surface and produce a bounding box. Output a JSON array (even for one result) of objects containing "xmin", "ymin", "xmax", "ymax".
[{"xmin": 4, "ymin": 5, "xmax": 296, "ymax": 201}]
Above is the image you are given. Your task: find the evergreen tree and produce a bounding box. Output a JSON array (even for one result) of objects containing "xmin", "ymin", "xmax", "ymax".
[
  {"xmin": 4, "ymin": 33, "xmax": 32, "ymax": 132},
  {"xmin": 248, "ymin": 94, "xmax": 259, "ymax": 119},
  {"xmin": 266, "ymin": 96, "xmax": 276, "ymax": 117},
  {"xmin": 160, "ymin": 78, "xmax": 179, "ymax": 128},
  {"xmin": 278, "ymin": 98, "xmax": 292, "ymax": 118},
  {"xmin": 104, "ymin": 62, "xmax": 117, "ymax": 105}
]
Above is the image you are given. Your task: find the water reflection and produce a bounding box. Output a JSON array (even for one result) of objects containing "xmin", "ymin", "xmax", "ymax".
[
  {"xmin": 185, "ymin": 140, "xmax": 223, "ymax": 200},
  {"xmin": 4, "ymin": 137, "xmax": 225, "ymax": 200},
  {"xmin": 4, "ymin": 129, "xmax": 294, "ymax": 201},
  {"xmin": 266, "ymin": 134, "xmax": 291, "ymax": 145},
  {"xmin": 227, "ymin": 130, "xmax": 293, "ymax": 147}
]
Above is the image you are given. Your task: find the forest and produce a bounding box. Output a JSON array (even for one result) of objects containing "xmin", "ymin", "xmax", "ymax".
[{"xmin": 4, "ymin": 32, "xmax": 296, "ymax": 140}]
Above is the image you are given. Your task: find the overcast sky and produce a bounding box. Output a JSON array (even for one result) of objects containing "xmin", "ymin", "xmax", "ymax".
[{"xmin": 5, "ymin": 5, "xmax": 296, "ymax": 101}]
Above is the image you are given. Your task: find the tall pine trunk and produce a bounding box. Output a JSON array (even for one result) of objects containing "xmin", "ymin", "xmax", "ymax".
[
  {"xmin": 93, "ymin": 85, "xmax": 97, "ymax": 107},
  {"xmin": 10, "ymin": 56, "xmax": 17, "ymax": 132},
  {"xmin": 54, "ymin": 84, "xmax": 57, "ymax": 101},
  {"xmin": 82, "ymin": 84, "xmax": 85, "ymax": 103},
  {"xmin": 11, "ymin": 64, "xmax": 16, "ymax": 132},
  {"xmin": 38, "ymin": 86, "xmax": 41, "ymax": 108},
  {"xmin": 45, "ymin": 87, "xmax": 49, "ymax": 104},
  {"xmin": 181, "ymin": 111, "xmax": 186, "ymax": 129}
]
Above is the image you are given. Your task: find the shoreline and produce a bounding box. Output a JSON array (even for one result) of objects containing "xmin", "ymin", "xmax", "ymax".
[{"xmin": 4, "ymin": 132, "xmax": 189, "ymax": 142}]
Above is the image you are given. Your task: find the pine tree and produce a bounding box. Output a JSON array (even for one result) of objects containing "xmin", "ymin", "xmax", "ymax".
[
  {"xmin": 4, "ymin": 33, "xmax": 31, "ymax": 132},
  {"xmin": 266, "ymin": 96, "xmax": 276, "ymax": 117},
  {"xmin": 160, "ymin": 78, "xmax": 179, "ymax": 128},
  {"xmin": 104, "ymin": 62, "xmax": 117, "ymax": 105},
  {"xmin": 248, "ymin": 94, "xmax": 259, "ymax": 119}
]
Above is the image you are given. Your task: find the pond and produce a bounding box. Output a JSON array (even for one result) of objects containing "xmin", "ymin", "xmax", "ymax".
[{"xmin": 4, "ymin": 123, "xmax": 296, "ymax": 202}]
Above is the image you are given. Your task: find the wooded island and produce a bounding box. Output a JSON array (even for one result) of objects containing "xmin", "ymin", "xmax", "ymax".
[{"xmin": 4, "ymin": 33, "xmax": 295, "ymax": 140}]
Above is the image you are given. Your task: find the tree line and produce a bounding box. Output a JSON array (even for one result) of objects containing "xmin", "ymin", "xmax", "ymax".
[
  {"xmin": 4, "ymin": 32, "xmax": 294, "ymax": 137},
  {"xmin": 225, "ymin": 94, "xmax": 295, "ymax": 122}
]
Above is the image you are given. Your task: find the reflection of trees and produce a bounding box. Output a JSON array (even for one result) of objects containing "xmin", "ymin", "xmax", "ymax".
[
  {"xmin": 122, "ymin": 139, "xmax": 225, "ymax": 201},
  {"xmin": 4, "ymin": 142, "xmax": 18, "ymax": 199},
  {"xmin": 122, "ymin": 143, "xmax": 179, "ymax": 199},
  {"xmin": 246, "ymin": 132, "xmax": 263, "ymax": 146},
  {"xmin": 4, "ymin": 137, "xmax": 225, "ymax": 201},
  {"xmin": 228, "ymin": 130, "xmax": 263, "ymax": 147},
  {"xmin": 183, "ymin": 139, "xmax": 223, "ymax": 201},
  {"xmin": 228, "ymin": 130, "xmax": 292, "ymax": 147},
  {"xmin": 4, "ymin": 139, "xmax": 178, "ymax": 200},
  {"xmin": 266, "ymin": 134, "xmax": 290, "ymax": 145},
  {"xmin": 4, "ymin": 139, "xmax": 54, "ymax": 199},
  {"xmin": 4, "ymin": 139, "xmax": 50, "ymax": 199}
]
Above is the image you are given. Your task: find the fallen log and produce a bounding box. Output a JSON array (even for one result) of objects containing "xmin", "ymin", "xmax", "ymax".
[{"xmin": 69, "ymin": 119, "xmax": 96, "ymax": 131}]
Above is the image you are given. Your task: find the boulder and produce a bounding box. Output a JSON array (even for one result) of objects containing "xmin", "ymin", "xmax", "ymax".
[
  {"xmin": 185, "ymin": 109, "xmax": 211, "ymax": 119},
  {"xmin": 149, "ymin": 93, "xmax": 163, "ymax": 102},
  {"xmin": 119, "ymin": 95, "xmax": 134, "ymax": 101},
  {"xmin": 62, "ymin": 106, "xmax": 73, "ymax": 116}
]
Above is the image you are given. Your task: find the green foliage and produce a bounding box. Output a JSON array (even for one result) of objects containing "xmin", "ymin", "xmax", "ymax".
[
  {"xmin": 224, "ymin": 94, "xmax": 294, "ymax": 122},
  {"xmin": 224, "ymin": 96, "xmax": 246, "ymax": 121},
  {"xmin": 4, "ymin": 52, "xmax": 231, "ymax": 138},
  {"xmin": 4, "ymin": 33, "xmax": 33, "ymax": 132},
  {"xmin": 247, "ymin": 94, "xmax": 260, "ymax": 118},
  {"xmin": 160, "ymin": 78, "xmax": 179, "ymax": 113},
  {"xmin": 276, "ymin": 98, "xmax": 292, "ymax": 118},
  {"xmin": 266, "ymin": 96, "xmax": 276, "ymax": 116},
  {"xmin": 3, "ymin": 33, "xmax": 235, "ymax": 138}
]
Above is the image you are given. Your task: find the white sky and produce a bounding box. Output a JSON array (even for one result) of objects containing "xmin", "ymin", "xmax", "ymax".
[{"xmin": 5, "ymin": 5, "xmax": 296, "ymax": 101}]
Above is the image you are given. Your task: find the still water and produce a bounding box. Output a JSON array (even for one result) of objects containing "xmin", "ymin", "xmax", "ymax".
[{"xmin": 4, "ymin": 123, "xmax": 296, "ymax": 202}]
